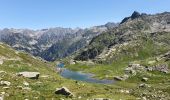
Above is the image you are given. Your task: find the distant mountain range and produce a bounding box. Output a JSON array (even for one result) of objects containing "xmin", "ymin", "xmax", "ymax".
[{"xmin": 0, "ymin": 22, "xmax": 118, "ymax": 61}]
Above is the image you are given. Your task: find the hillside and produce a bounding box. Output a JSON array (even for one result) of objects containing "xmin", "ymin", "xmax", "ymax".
[
  {"xmin": 74, "ymin": 11, "xmax": 170, "ymax": 62},
  {"xmin": 64, "ymin": 11, "xmax": 170, "ymax": 100},
  {"xmin": 0, "ymin": 23, "xmax": 117, "ymax": 61},
  {"xmin": 0, "ymin": 11, "xmax": 170, "ymax": 100},
  {"xmin": 0, "ymin": 42, "xmax": 140, "ymax": 100}
]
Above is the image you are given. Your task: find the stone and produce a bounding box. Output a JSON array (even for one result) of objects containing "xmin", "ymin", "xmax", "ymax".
[
  {"xmin": 146, "ymin": 67, "xmax": 153, "ymax": 71},
  {"xmin": 23, "ymin": 81, "xmax": 29, "ymax": 86},
  {"xmin": 17, "ymin": 72, "xmax": 40, "ymax": 79},
  {"xmin": 0, "ymin": 59, "xmax": 3, "ymax": 65},
  {"xmin": 147, "ymin": 64, "xmax": 169, "ymax": 73},
  {"xmin": 0, "ymin": 71, "xmax": 6, "ymax": 74},
  {"xmin": 142, "ymin": 77, "xmax": 148, "ymax": 82},
  {"xmin": 40, "ymin": 75, "xmax": 49, "ymax": 78},
  {"xmin": 1, "ymin": 92, "xmax": 5, "ymax": 95},
  {"xmin": 148, "ymin": 61, "xmax": 156, "ymax": 65},
  {"xmin": 128, "ymin": 63, "xmax": 140, "ymax": 68},
  {"xmin": 120, "ymin": 89, "xmax": 130, "ymax": 94},
  {"xmin": 139, "ymin": 83, "xmax": 151, "ymax": 88},
  {"xmin": 22, "ymin": 87, "xmax": 31, "ymax": 91},
  {"xmin": 55, "ymin": 87, "xmax": 73, "ymax": 96},
  {"xmin": 125, "ymin": 90, "xmax": 130, "ymax": 94},
  {"xmin": 69, "ymin": 60, "xmax": 76, "ymax": 65},
  {"xmin": 2, "ymin": 87, "xmax": 10, "ymax": 89},
  {"xmin": 114, "ymin": 76, "xmax": 124, "ymax": 81},
  {"xmin": 114, "ymin": 75, "xmax": 129, "ymax": 81},
  {"xmin": 142, "ymin": 97, "xmax": 147, "ymax": 100},
  {"xmin": 0, "ymin": 81, "xmax": 11, "ymax": 86},
  {"xmin": 17, "ymin": 86, "xmax": 23, "ymax": 89},
  {"xmin": 0, "ymin": 97, "xmax": 3, "ymax": 100},
  {"xmin": 78, "ymin": 96, "xmax": 82, "ymax": 99},
  {"xmin": 125, "ymin": 67, "xmax": 136, "ymax": 75}
]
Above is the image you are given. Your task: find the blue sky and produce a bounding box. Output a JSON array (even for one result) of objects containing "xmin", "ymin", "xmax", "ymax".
[{"xmin": 0, "ymin": 0, "xmax": 170, "ymax": 29}]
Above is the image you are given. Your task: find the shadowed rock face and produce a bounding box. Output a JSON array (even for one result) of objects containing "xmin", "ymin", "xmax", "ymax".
[
  {"xmin": 120, "ymin": 11, "xmax": 141, "ymax": 24},
  {"xmin": 55, "ymin": 87, "xmax": 73, "ymax": 96},
  {"xmin": 131, "ymin": 11, "xmax": 141, "ymax": 19}
]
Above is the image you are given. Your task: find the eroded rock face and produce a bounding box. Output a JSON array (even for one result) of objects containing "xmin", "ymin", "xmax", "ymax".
[
  {"xmin": 17, "ymin": 72, "xmax": 40, "ymax": 79},
  {"xmin": 55, "ymin": 87, "xmax": 73, "ymax": 96}
]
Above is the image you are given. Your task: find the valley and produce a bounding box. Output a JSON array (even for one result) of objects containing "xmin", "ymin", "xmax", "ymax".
[{"xmin": 0, "ymin": 11, "xmax": 170, "ymax": 100}]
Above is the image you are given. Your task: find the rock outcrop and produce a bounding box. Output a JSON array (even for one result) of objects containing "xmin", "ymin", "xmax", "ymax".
[
  {"xmin": 17, "ymin": 72, "xmax": 40, "ymax": 79},
  {"xmin": 55, "ymin": 87, "xmax": 74, "ymax": 96}
]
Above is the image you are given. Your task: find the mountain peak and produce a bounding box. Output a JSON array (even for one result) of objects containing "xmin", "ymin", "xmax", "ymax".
[
  {"xmin": 120, "ymin": 11, "xmax": 141, "ymax": 24},
  {"xmin": 131, "ymin": 11, "xmax": 141, "ymax": 19}
]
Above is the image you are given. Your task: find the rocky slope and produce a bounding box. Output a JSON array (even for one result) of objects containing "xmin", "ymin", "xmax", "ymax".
[
  {"xmin": 65, "ymin": 11, "xmax": 170, "ymax": 100},
  {"xmin": 0, "ymin": 23, "xmax": 117, "ymax": 61},
  {"xmin": 0, "ymin": 42, "xmax": 140, "ymax": 100},
  {"xmin": 74, "ymin": 11, "xmax": 170, "ymax": 62}
]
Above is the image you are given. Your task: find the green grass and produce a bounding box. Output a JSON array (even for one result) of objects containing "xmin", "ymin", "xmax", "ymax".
[
  {"xmin": 64, "ymin": 34, "xmax": 170, "ymax": 99},
  {"xmin": 0, "ymin": 43, "xmax": 137, "ymax": 100},
  {"xmin": 1, "ymin": 31, "xmax": 170, "ymax": 99}
]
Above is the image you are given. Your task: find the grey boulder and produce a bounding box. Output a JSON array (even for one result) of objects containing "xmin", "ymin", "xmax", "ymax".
[
  {"xmin": 17, "ymin": 72, "xmax": 40, "ymax": 79},
  {"xmin": 55, "ymin": 87, "xmax": 73, "ymax": 96}
]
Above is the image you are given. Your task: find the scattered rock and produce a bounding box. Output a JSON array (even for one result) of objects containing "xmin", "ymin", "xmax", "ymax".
[
  {"xmin": 40, "ymin": 75, "xmax": 49, "ymax": 78},
  {"xmin": 159, "ymin": 51, "xmax": 170, "ymax": 61},
  {"xmin": 120, "ymin": 89, "xmax": 130, "ymax": 94},
  {"xmin": 155, "ymin": 64, "xmax": 169, "ymax": 73},
  {"xmin": 124, "ymin": 67, "xmax": 136, "ymax": 75},
  {"xmin": 55, "ymin": 87, "xmax": 74, "ymax": 96},
  {"xmin": 114, "ymin": 75, "xmax": 129, "ymax": 81},
  {"xmin": 0, "ymin": 97, "xmax": 3, "ymax": 100},
  {"xmin": 148, "ymin": 60, "xmax": 156, "ymax": 65},
  {"xmin": 139, "ymin": 83, "xmax": 151, "ymax": 88},
  {"xmin": 0, "ymin": 59, "xmax": 3, "ymax": 65},
  {"xmin": 2, "ymin": 87, "xmax": 10, "ymax": 89},
  {"xmin": 17, "ymin": 86, "xmax": 23, "ymax": 89},
  {"xmin": 128, "ymin": 63, "xmax": 141, "ymax": 68},
  {"xmin": 142, "ymin": 97, "xmax": 147, "ymax": 100},
  {"xmin": 0, "ymin": 81, "xmax": 11, "ymax": 86},
  {"xmin": 147, "ymin": 64, "xmax": 169, "ymax": 73},
  {"xmin": 0, "ymin": 71, "xmax": 6, "ymax": 74},
  {"xmin": 69, "ymin": 60, "xmax": 76, "ymax": 65},
  {"xmin": 78, "ymin": 96, "xmax": 82, "ymax": 99},
  {"xmin": 23, "ymin": 81, "xmax": 29, "ymax": 86},
  {"xmin": 17, "ymin": 72, "xmax": 40, "ymax": 79},
  {"xmin": 1, "ymin": 92, "xmax": 5, "ymax": 95},
  {"xmin": 22, "ymin": 87, "xmax": 31, "ymax": 91},
  {"xmin": 35, "ymin": 81, "xmax": 42, "ymax": 85},
  {"xmin": 142, "ymin": 77, "xmax": 148, "ymax": 82},
  {"xmin": 125, "ymin": 63, "xmax": 145, "ymax": 76}
]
